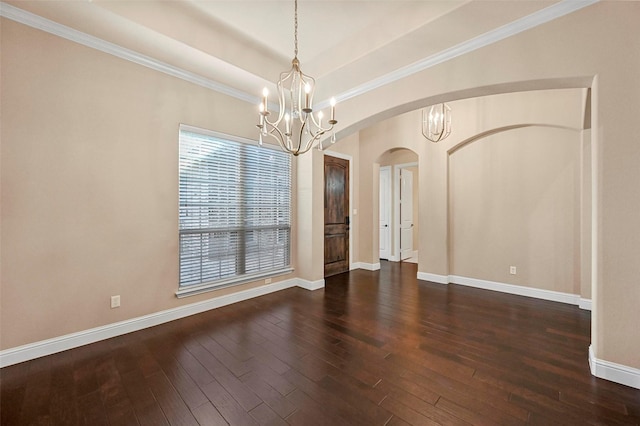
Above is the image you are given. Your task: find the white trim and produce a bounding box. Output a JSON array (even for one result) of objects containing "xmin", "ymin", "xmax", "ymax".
[
  {"xmin": 179, "ymin": 124, "xmax": 278, "ymax": 151},
  {"xmin": 450, "ymin": 275, "xmax": 580, "ymax": 305},
  {"xmin": 579, "ymin": 298, "xmax": 592, "ymax": 311},
  {"xmin": 322, "ymin": 150, "xmax": 352, "ymax": 162},
  {"xmin": 589, "ymin": 346, "xmax": 640, "ymax": 390},
  {"xmin": 296, "ymin": 278, "xmax": 325, "ymax": 291},
  {"xmin": 0, "ymin": 278, "xmax": 302, "ymax": 367},
  {"xmin": 416, "ymin": 273, "xmax": 591, "ymax": 307},
  {"xmin": 417, "ymin": 272, "xmax": 449, "ymax": 284},
  {"xmin": 353, "ymin": 262, "xmax": 381, "ymax": 271},
  {"xmin": 335, "ymin": 0, "xmax": 599, "ymax": 104},
  {"xmin": 0, "ymin": 1, "xmax": 597, "ymax": 111},
  {"xmin": 0, "ymin": 3, "xmax": 256, "ymax": 105}
]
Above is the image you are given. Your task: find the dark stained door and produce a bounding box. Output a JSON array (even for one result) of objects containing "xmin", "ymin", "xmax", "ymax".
[{"xmin": 324, "ymin": 155, "xmax": 350, "ymax": 277}]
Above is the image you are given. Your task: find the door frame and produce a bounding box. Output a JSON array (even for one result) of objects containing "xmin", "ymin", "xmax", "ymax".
[
  {"xmin": 324, "ymin": 150, "xmax": 353, "ymax": 270},
  {"xmin": 393, "ymin": 162, "xmax": 418, "ymax": 261}
]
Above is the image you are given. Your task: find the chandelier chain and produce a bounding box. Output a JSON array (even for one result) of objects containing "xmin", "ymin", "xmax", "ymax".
[{"xmin": 293, "ymin": 0, "xmax": 298, "ymax": 58}]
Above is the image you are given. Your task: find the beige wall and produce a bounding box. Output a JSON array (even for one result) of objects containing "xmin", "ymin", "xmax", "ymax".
[
  {"xmin": 449, "ymin": 126, "xmax": 581, "ymax": 294},
  {"xmin": 357, "ymin": 112, "xmax": 427, "ymax": 265},
  {"xmin": 330, "ymin": 2, "xmax": 640, "ymax": 369},
  {"xmin": 296, "ymin": 149, "xmax": 324, "ymax": 282},
  {"xmin": 0, "ymin": 19, "xmax": 299, "ymax": 350},
  {"xmin": 2, "ymin": 2, "xmax": 639, "ymax": 373},
  {"xmin": 352, "ymin": 90, "xmax": 585, "ymax": 288}
]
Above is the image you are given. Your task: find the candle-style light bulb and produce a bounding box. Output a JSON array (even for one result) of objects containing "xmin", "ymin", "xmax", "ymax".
[
  {"xmin": 317, "ymin": 110, "xmax": 323, "ymax": 126},
  {"xmin": 330, "ymin": 97, "xmax": 336, "ymax": 122},
  {"xmin": 262, "ymin": 87, "xmax": 269, "ymax": 113},
  {"xmin": 285, "ymin": 113, "xmax": 291, "ymax": 134},
  {"xmin": 304, "ymin": 83, "xmax": 311, "ymax": 109}
]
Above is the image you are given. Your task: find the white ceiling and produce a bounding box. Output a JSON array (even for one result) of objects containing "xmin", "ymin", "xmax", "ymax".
[{"xmin": 5, "ymin": 0, "xmax": 591, "ymax": 105}]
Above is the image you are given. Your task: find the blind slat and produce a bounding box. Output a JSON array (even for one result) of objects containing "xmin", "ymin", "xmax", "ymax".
[{"xmin": 179, "ymin": 129, "xmax": 291, "ymax": 289}]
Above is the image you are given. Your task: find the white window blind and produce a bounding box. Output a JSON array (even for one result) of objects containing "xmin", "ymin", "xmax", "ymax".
[{"xmin": 178, "ymin": 126, "xmax": 291, "ymax": 296}]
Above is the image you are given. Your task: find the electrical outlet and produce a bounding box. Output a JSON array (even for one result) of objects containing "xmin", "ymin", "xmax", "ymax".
[
  {"xmin": 111, "ymin": 295, "xmax": 121, "ymax": 308},
  {"xmin": 265, "ymin": 278, "xmax": 272, "ymax": 284},
  {"xmin": 510, "ymin": 266, "xmax": 517, "ymax": 275}
]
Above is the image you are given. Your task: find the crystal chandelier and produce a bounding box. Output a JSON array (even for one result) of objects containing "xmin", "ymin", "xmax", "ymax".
[
  {"xmin": 257, "ymin": 0, "xmax": 337, "ymax": 156},
  {"xmin": 422, "ymin": 103, "xmax": 451, "ymax": 143}
]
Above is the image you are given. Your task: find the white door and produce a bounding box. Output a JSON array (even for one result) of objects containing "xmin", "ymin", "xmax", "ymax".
[
  {"xmin": 379, "ymin": 166, "xmax": 392, "ymax": 260},
  {"xmin": 400, "ymin": 168, "xmax": 414, "ymax": 260}
]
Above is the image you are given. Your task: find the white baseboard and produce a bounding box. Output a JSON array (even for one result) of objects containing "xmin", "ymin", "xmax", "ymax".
[
  {"xmin": 590, "ymin": 346, "xmax": 640, "ymax": 390},
  {"xmin": 354, "ymin": 262, "xmax": 381, "ymax": 271},
  {"xmin": 579, "ymin": 298, "xmax": 592, "ymax": 311},
  {"xmin": 416, "ymin": 273, "xmax": 592, "ymax": 310},
  {"xmin": 0, "ymin": 278, "xmax": 311, "ymax": 368},
  {"xmin": 416, "ymin": 272, "xmax": 449, "ymax": 284},
  {"xmin": 297, "ymin": 278, "xmax": 325, "ymax": 291},
  {"xmin": 449, "ymin": 275, "xmax": 581, "ymax": 306}
]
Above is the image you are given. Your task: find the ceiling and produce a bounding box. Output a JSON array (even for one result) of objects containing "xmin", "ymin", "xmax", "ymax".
[{"xmin": 5, "ymin": 0, "xmax": 588, "ymax": 106}]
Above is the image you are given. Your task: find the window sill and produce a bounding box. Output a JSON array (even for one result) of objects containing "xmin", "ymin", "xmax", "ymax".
[{"xmin": 175, "ymin": 267, "xmax": 294, "ymax": 299}]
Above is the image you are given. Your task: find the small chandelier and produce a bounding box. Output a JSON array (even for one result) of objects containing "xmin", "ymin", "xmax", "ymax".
[
  {"xmin": 257, "ymin": 0, "xmax": 337, "ymax": 156},
  {"xmin": 422, "ymin": 103, "xmax": 451, "ymax": 143}
]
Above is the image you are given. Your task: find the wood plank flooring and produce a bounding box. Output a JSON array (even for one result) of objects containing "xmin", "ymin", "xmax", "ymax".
[{"xmin": 2, "ymin": 261, "xmax": 640, "ymax": 425}]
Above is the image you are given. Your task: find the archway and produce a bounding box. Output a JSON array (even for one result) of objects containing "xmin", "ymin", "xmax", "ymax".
[{"xmin": 376, "ymin": 148, "xmax": 420, "ymax": 263}]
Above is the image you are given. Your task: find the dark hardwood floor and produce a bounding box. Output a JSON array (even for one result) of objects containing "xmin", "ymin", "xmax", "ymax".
[{"xmin": 2, "ymin": 261, "xmax": 640, "ymax": 425}]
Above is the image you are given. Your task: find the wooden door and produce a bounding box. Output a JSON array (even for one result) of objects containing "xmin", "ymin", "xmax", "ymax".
[{"xmin": 324, "ymin": 155, "xmax": 349, "ymax": 277}]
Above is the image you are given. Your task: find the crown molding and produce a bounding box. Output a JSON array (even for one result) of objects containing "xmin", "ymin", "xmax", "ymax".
[
  {"xmin": 2, "ymin": 0, "xmax": 597, "ymax": 108},
  {"xmin": 0, "ymin": 2, "xmax": 258, "ymax": 105},
  {"xmin": 335, "ymin": 0, "xmax": 599, "ymax": 104}
]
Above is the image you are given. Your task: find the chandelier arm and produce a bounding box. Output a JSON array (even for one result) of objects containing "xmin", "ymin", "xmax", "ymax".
[
  {"xmin": 299, "ymin": 120, "xmax": 318, "ymax": 154},
  {"xmin": 255, "ymin": 0, "xmax": 337, "ymax": 156},
  {"xmin": 263, "ymin": 122, "xmax": 289, "ymax": 149},
  {"xmin": 296, "ymin": 132, "xmax": 322, "ymax": 156},
  {"xmin": 307, "ymin": 112, "xmax": 320, "ymax": 129},
  {"xmin": 308, "ymin": 113, "xmax": 335, "ymax": 134},
  {"xmin": 269, "ymin": 129, "xmax": 298, "ymax": 155},
  {"xmin": 264, "ymin": 112, "xmax": 283, "ymax": 130}
]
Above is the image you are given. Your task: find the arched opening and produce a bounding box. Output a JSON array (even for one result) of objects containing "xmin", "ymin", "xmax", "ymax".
[
  {"xmin": 376, "ymin": 148, "xmax": 420, "ymax": 263},
  {"xmin": 336, "ymin": 87, "xmax": 592, "ymax": 311}
]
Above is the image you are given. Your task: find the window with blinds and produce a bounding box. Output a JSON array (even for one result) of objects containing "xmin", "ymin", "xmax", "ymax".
[{"xmin": 178, "ymin": 125, "xmax": 292, "ymax": 297}]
